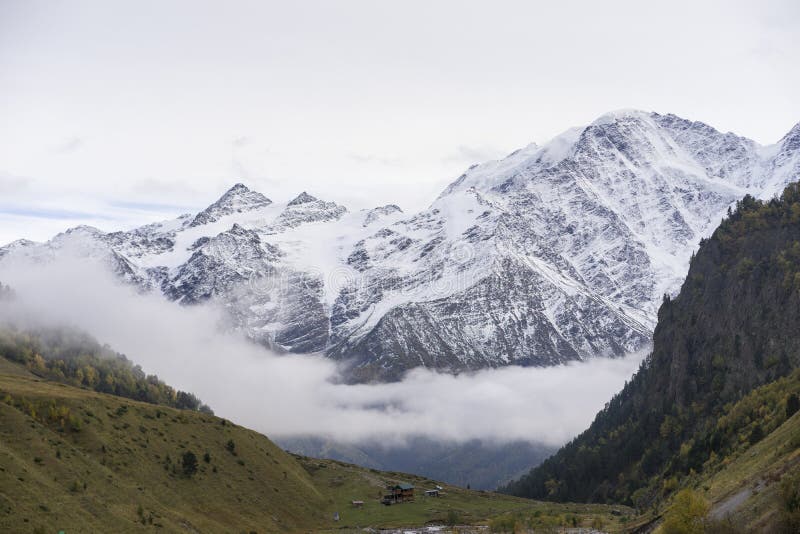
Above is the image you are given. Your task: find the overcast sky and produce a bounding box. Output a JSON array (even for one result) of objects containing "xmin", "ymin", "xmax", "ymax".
[{"xmin": 1, "ymin": 0, "xmax": 799, "ymax": 244}]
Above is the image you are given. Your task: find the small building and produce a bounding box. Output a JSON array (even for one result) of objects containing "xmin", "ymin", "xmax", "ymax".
[
  {"xmin": 381, "ymin": 482, "xmax": 415, "ymax": 504},
  {"xmin": 351, "ymin": 500, "xmax": 364, "ymax": 508},
  {"xmin": 424, "ymin": 489, "xmax": 439, "ymax": 497}
]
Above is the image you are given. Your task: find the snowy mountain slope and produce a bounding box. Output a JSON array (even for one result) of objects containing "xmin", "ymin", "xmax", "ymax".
[
  {"xmin": 363, "ymin": 204, "xmax": 403, "ymax": 227},
  {"xmin": 2, "ymin": 110, "xmax": 799, "ymax": 382},
  {"xmin": 0, "ymin": 239, "xmax": 37, "ymax": 260}
]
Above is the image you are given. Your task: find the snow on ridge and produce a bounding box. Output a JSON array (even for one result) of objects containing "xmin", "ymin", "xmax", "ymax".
[
  {"xmin": 363, "ymin": 205, "xmax": 403, "ymax": 227},
  {"xmin": 3, "ymin": 110, "xmax": 800, "ymax": 381},
  {"xmin": 589, "ymin": 108, "xmax": 654, "ymax": 126}
]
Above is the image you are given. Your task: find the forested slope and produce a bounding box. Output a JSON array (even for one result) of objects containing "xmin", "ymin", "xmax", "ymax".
[{"xmin": 505, "ymin": 184, "xmax": 800, "ymax": 509}]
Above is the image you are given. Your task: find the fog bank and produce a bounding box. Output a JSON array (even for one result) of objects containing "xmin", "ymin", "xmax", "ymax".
[{"xmin": 0, "ymin": 256, "xmax": 647, "ymax": 447}]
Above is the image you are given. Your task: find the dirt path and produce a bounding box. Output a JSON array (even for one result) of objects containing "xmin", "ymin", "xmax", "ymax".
[{"xmin": 710, "ymin": 487, "xmax": 752, "ymax": 520}]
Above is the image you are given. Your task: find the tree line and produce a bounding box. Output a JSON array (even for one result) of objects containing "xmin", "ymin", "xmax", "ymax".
[{"xmin": 0, "ymin": 323, "xmax": 212, "ymax": 414}]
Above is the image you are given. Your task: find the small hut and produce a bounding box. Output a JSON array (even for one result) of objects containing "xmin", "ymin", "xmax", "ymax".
[{"xmin": 381, "ymin": 482, "xmax": 415, "ymax": 504}]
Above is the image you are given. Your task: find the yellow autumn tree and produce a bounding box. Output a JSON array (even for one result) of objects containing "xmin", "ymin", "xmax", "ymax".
[{"xmin": 661, "ymin": 489, "xmax": 710, "ymax": 534}]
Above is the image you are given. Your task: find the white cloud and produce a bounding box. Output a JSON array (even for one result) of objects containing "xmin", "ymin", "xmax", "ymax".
[
  {"xmin": 232, "ymin": 136, "xmax": 252, "ymax": 148},
  {"xmin": 0, "ymin": 171, "xmax": 31, "ymax": 194},
  {"xmin": 52, "ymin": 136, "xmax": 84, "ymax": 153},
  {"xmin": 0, "ymin": 254, "xmax": 646, "ymax": 447},
  {"xmin": 444, "ymin": 145, "xmax": 508, "ymax": 166}
]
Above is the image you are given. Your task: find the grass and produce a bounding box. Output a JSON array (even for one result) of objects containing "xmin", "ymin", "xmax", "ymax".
[
  {"xmin": 298, "ymin": 454, "xmax": 634, "ymax": 531},
  {"xmin": 0, "ymin": 358, "xmax": 632, "ymax": 532},
  {"xmin": 0, "ymin": 366, "xmax": 327, "ymax": 532}
]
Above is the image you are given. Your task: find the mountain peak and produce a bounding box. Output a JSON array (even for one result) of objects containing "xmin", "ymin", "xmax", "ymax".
[
  {"xmin": 62, "ymin": 225, "xmax": 105, "ymax": 237},
  {"xmin": 589, "ymin": 108, "xmax": 654, "ymax": 127},
  {"xmin": 438, "ymin": 110, "xmax": 661, "ymax": 199},
  {"xmin": 780, "ymin": 121, "xmax": 800, "ymax": 147},
  {"xmin": 272, "ymin": 193, "xmax": 347, "ymax": 230},
  {"xmin": 226, "ymin": 182, "xmax": 250, "ymax": 193},
  {"xmin": 363, "ymin": 204, "xmax": 403, "ymax": 227},
  {"xmin": 216, "ymin": 183, "xmax": 270, "ymax": 204},
  {"xmin": 0, "ymin": 238, "xmax": 38, "ymax": 259},
  {"xmin": 190, "ymin": 183, "xmax": 272, "ymax": 227},
  {"xmin": 287, "ymin": 192, "xmax": 318, "ymax": 206}
]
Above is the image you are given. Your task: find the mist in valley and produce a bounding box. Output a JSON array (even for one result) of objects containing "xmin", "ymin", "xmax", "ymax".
[{"xmin": 0, "ymin": 253, "xmax": 647, "ymax": 485}]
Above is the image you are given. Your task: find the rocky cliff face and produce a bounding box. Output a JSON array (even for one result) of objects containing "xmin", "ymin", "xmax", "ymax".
[{"xmin": 2, "ymin": 111, "xmax": 798, "ymax": 381}]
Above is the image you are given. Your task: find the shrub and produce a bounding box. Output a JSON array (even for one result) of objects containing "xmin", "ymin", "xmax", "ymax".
[
  {"xmin": 181, "ymin": 451, "xmax": 198, "ymax": 476},
  {"xmin": 446, "ymin": 509, "xmax": 460, "ymax": 526},
  {"xmin": 748, "ymin": 424, "xmax": 765, "ymax": 445},
  {"xmin": 787, "ymin": 393, "xmax": 800, "ymax": 419},
  {"xmin": 781, "ymin": 471, "xmax": 800, "ymax": 532},
  {"xmin": 661, "ymin": 489, "xmax": 710, "ymax": 534},
  {"xmin": 488, "ymin": 514, "xmax": 517, "ymax": 532}
]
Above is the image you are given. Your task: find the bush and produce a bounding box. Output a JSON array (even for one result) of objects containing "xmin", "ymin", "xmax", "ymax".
[
  {"xmin": 781, "ymin": 472, "xmax": 800, "ymax": 532},
  {"xmin": 661, "ymin": 489, "xmax": 710, "ymax": 534},
  {"xmin": 787, "ymin": 393, "xmax": 800, "ymax": 419},
  {"xmin": 446, "ymin": 509, "xmax": 460, "ymax": 526},
  {"xmin": 748, "ymin": 424, "xmax": 765, "ymax": 445},
  {"xmin": 488, "ymin": 514, "xmax": 517, "ymax": 533},
  {"xmin": 181, "ymin": 451, "xmax": 198, "ymax": 476}
]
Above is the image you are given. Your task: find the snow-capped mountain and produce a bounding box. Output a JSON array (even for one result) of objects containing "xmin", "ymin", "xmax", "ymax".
[{"xmin": 2, "ymin": 110, "xmax": 799, "ymax": 381}]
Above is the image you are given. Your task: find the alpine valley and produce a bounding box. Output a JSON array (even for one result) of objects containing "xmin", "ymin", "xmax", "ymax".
[{"xmin": 2, "ymin": 110, "xmax": 800, "ymax": 383}]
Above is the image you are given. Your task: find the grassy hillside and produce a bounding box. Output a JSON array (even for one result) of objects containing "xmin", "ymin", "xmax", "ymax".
[
  {"xmin": 0, "ymin": 359, "xmax": 328, "ymax": 532},
  {"xmin": 0, "ymin": 356, "xmax": 634, "ymax": 533}
]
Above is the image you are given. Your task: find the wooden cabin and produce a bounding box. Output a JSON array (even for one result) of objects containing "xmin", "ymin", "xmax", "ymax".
[{"xmin": 381, "ymin": 482, "xmax": 415, "ymax": 504}]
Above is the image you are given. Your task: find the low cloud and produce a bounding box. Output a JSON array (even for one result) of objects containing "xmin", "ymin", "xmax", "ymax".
[
  {"xmin": 53, "ymin": 136, "xmax": 84, "ymax": 153},
  {"xmin": 232, "ymin": 136, "xmax": 252, "ymax": 148},
  {"xmin": 0, "ymin": 255, "xmax": 646, "ymax": 448},
  {"xmin": 0, "ymin": 172, "xmax": 32, "ymax": 194},
  {"xmin": 444, "ymin": 144, "xmax": 507, "ymax": 166}
]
